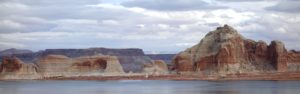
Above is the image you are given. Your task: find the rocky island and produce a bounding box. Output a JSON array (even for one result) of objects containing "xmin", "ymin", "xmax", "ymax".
[{"xmin": 1, "ymin": 25, "xmax": 300, "ymax": 80}]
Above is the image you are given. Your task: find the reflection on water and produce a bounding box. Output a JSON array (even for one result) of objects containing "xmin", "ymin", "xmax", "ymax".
[{"xmin": 0, "ymin": 80, "xmax": 299, "ymax": 94}]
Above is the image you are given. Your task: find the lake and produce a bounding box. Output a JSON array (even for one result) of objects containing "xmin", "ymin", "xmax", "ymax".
[{"xmin": 0, "ymin": 80, "xmax": 299, "ymax": 94}]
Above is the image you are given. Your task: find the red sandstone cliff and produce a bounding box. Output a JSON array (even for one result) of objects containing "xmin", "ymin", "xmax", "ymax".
[
  {"xmin": 172, "ymin": 25, "xmax": 300, "ymax": 75},
  {"xmin": 0, "ymin": 56, "xmax": 38, "ymax": 79}
]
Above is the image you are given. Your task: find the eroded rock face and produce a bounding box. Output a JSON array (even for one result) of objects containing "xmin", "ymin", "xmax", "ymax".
[
  {"xmin": 36, "ymin": 54, "xmax": 125, "ymax": 77},
  {"xmin": 72, "ymin": 57, "xmax": 107, "ymax": 73},
  {"xmin": 0, "ymin": 48, "xmax": 151, "ymax": 72},
  {"xmin": 1, "ymin": 57, "xmax": 23, "ymax": 73},
  {"xmin": 172, "ymin": 25, "xmax": 300, "ymax": 75},
  {"xmin": 37, "ymin": 55, "xmax": 73, "ymax": 77},
  {"xmin": 286, "ymin": 51, "xmax": 300, "ymax": 71},
  {"xmin": 0, "ymin": 57, "xmax": 38, "ymax": 79},
  {"xmin": 102, "ymin": 56, "xmax": 124, "ymax": 74},
  {"xmin": 0, "ymin": 54, "xmax": 125, "ymax": 79},
  {"xmin": 172, "ymin": 53, "xmax": 193, "ymax": 73},
  {"xmin": 143, "ymin": 60, "xmax": 169, "ymax": 75},
  {"xmin": 268, "ymin": 41, "xmax": 288, "ymax": 72},
  {"xmin": 72, "ymin": 55, "xmax": 124, "ymax": 74}
]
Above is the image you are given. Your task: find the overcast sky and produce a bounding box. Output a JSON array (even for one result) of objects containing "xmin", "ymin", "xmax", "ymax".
[{"xmin": 0, "ymin": 0, "xmax": 300, "ymax": 53}]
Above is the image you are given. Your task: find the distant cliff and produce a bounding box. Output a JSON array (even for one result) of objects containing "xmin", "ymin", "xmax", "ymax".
[
  {"xmin": 146, "ymin": 54, "xmax": 176, "ymax": 64},
  {"xmin": 0, "ymin": 48, "xmax": 33, "ymax": 56},
  {"xmin": 172, "ymin": 25, "xmax": 300, "ymax": 75},
  {"xmin": 0, "ymin": 48, "xmax": 152, "ymax": 72}
]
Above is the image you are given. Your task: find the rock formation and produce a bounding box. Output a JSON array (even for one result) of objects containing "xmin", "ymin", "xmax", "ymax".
[
  {"xmin": 143, "ymin": 60, "xmax": 169, "ymax": 75},
  {"xmin": 0, "ymin": 54, "xmax": 125, "ymax": 79},
  {"xmin": 286, "ymin": 50, "xmax": 300, "ymax": 71},
  {"xmin": 172, "ymin": 52, "xmax": 194, "ymax": 73},
  {"xmin": 1, "ymin": 25, "xmax": 299, "ymax": 80},
  {"xmin": 0, "ymin": 56, "xmax": 38, "ymax": 79},
  {"xmin": 172, "ymin": 25, "xmax": 300, "ymax": 75},
  {"xmin": 72, "ymin": 55, "xmax": 124, "ymax": 75},
  {"xmin": 0, "ymin": 48, "xmax": 152, "ymax": 72},
  {"xmin": 37, "ymin": 55, "xmax": 74, "ymax": 77}
]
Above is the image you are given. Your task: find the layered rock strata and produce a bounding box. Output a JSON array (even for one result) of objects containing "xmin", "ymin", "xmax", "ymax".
[
  {"xmin": 0, "ymin": 54, "xmax": 124, "ymax": 79},
  {"xmin": 172, "ymin": 25, "xmax": 300, "ymax": 75},
  {"xmin": 0, "ymin": 56, "xmax": 38, "ymax": 79},
  {"xmin": 143, "ymin": 60, "xmax": 169, "ymax": 75},
  {"xmin": 0, "ymin": 48, "xmax": 152, "ymax": 72}
]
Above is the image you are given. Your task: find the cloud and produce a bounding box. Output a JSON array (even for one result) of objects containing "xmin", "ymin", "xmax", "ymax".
[
  {"xmin": 0, "ymin": 20, "xmax": 26, "ymax": 32},
  {"xmin": 121, "ymin": 0, "xmax": 227, "ymax": 11},
  {"xmin": 101, "ymin": 20, "xmax": 120, "ymax": 25},
  {"xmin": 233, "ymin": 13, "xmax": 300, "ymax": 50},
  {"xmin": 0, "ymin": 0, "xmax": 300, "ymax": 52},
  {"xmin": 0, "ymin": 2, "xmax": 30, "ymax": 17},
  {"xmin": 217, "ymin": 0, "xmax": 270, "ymax": 2},
  {"xmin": 1, "ymin": 0, "xmax": 101, "ymax": 6},
  {"xmin": 0, "ymin": 16, "xmax": 56, "ymax": 33},
  {"xmin": 266, "ymin": 0, "xmax": 300, "ymax": 13},
  {"xmin": 0, "ymin": 42, "xmax": 25, "ymax": 51},
  {"xmin": 0, "ymin": 2, "xmax": 29, "ymax": 9}
]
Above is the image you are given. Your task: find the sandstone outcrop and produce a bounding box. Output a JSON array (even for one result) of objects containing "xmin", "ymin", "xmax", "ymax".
[
  {"xmin": 0, "ymin": 56, "xmax": 38, "ymax": 79},
  {"xmin": 37, "ymin": 54, "xmax": 125, "ymax": 77},
  {"xmin": 0, "ymin": 48, "xmax": 152, "ymax": 72},
  {"xmin": 0, "ymin": 54, "xmax": 125, "ymax": 79},
  {"xmin": 172, "ymin": 52, "xmax": 194, "ymax": 73},
  {"xmin": 286, "ymin": 51, "xmax": 300, "ymax": 71},
  {"xmin": 72, "ymin": 55, "xmax": 124, "ymax": 75},
  {"xmin": 172, "ymin": 25, "xmax": 300, "ymax": 75},
  {"xmin": 37, "ymin": 55, "xmax": 73, "ymax": 77},
  {"xmin": 143, "ymin": 60, "xmax": 169, "ymax": 75}
]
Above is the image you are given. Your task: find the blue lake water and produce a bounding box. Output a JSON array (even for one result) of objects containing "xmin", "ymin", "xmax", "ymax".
[{"xmin": 0, "ymin": 80, "xmax": 299, "ymax": 94}]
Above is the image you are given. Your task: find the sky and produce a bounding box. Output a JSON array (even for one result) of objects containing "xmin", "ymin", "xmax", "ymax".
[{"xmin": 0, "ymin": 0, "xmax": 300, "ymax": 53}]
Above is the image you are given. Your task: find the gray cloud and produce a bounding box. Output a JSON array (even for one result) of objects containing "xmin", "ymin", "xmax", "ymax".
[
  {"xmin": 122, "ymin": 0, "xmax": 227, "ymax": 11},
  {"xmin": 0, "ymin": 0, "xmax": 300, "ymax": 52},
  {"xmin": 0, "ymin": 0, "xmax": 101, "ymax": 6},
  {"xmin": 266, "ymin": 0, "xmax": 300, "ymax": 13},
  {"xmin": 217, "ymin": 0, "xmax": 268, "ymax": 2},
  {"xmin": 0, "ymin": 0, "xmax": 144, "ymax": 34},
  {"xmin": 234, "ymin": 12, "xmax": 300, "ymax": 50}
]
